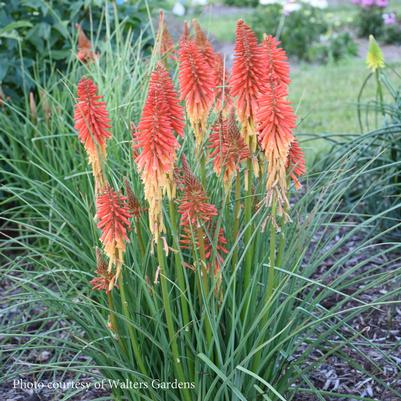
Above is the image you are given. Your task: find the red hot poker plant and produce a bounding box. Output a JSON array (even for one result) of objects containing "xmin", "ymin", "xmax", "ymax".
[
  {"xmin": 96, "ymin": 185, "xmax": 131, "ymax": 290},
  {"xmin": 230, "ymin": 19, "xmax": 266, "ymax": 152},
  {"xmin": 74, "ymin": 77, "xmax": 111, "ymax": 192},
  {"xmin": 179, "ymin": 38, "xmax": 215, "ymax": 149},
  {"xmin": 286, "ymin": 138, "xmax": 306, "ymax": 190},
  {"xmin": 209, "ymin": 110, "xmax": 250, "ymax": 189},
  {"xmin": 134, "ymin": 64, "xmax": 183, "ymax": 241}
]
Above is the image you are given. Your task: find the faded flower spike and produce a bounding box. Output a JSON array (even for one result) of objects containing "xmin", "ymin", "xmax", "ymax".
[
  {"xmin": 74, "ymin": 77, "xmax": 111, "ymax": 192},
  {"xmin": 90, "ymin": 248, "xmax": 115, "ymax": 294},
  {"xmin": 76, "ymin": 24, "xmax": 98, "ymax": 63},
  {"xmin": 209, "ymin": 110, "xmax": 249, "ymax": 189},
  {"xmin": 96, "ymin": 185, "xmax": 131, "ymax": 290},
  {"xmin": 286, "ymin": 138, "xmax": 306, "ymax": 191}
]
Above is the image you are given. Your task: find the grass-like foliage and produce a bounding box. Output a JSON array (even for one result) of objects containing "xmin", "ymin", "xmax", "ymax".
[{"xmin": 1, "ymin": 12, "xmax": 400, "ymax": 401}]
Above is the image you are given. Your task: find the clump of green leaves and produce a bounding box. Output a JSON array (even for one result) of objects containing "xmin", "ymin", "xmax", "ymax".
[{"xmin": 0, "ymin": 0, "xmax": 151, "ymax": 101}]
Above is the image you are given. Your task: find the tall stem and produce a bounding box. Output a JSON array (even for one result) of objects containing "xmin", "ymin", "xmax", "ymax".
[
  {"xmin": 157, "ymin": 239, "xmax": 192, "ymax": 401},
  {"xmin": 107, "ymin": 292, "xmax": 127, "ymax": 354},
  {"xmin": 243, "ymin": 158, "xmax": 254, "ymax": 291},
  {"xmin": 118, "ymin": 272, "xmax": 148, "ymax": 376},
  {"xmin": 265, "ymin": 200, "xmax": 277, "ymax": 302},
  {"xmin": 135, "ymin": 219, "xmax": 146, "ymax": 257},
  {"xmin": 232, "ymin": 173, "xmax": 241, "ymax": 271},
  {"xmin": 197, "ymin": 228, "xmax": 213, "ymax": 355},
  {"xmin": 168, "ymin": 200, "xmax": 194, "ymax": 376}
]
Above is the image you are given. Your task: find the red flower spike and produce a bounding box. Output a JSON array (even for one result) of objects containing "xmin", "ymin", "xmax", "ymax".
[
  {"xmin": 286, "ymin": 138, "xmax": 306, "ymax": 190},
  {"xmin": 179, "ymin": 39, "xmax": 215, "ymax": 148},
  {"xmin": 262, "ymin": 34, "xmax": 291, "ymax": 87},
  {"xmin": 230, "ymin": 20, "xmax": 267, "ymax": 152},
  {"xmin": 192, "ymin": 19, "xmax": 217, "ymax": 70},
  {"xmin": 175, "ymin": 156, "xmax": 228, "ymax": 279},
  {"xmin": 214, "ymin": 54, "xmax": 233, "ymax": 115},
  {"xmin": 257, "ymin": 83, "xmax": 296, "ymax": 210},
  {"xmin": 155, "ymin": 11, "xmax": 176, "ymax": 62},
  {"xmin": 90, "ymin": 248, "xmax": 115, "ymax": 294},
  {"xmin": 76, "ymin": 24, "xmax": 97, "ymax": 63},
  {"xmin": 134, "ymin": 65, "xmax": 183, "ymax": 240},
  {"xmin": 208, "ymin": 110, "xmax": 249, "ymax": 188},
  {"xmin": 96, "ymin": 185, "xmax": 131, "ymax": 289},
  {"xmin": 181, "ymin": 21, "xmax": 191, "ymax": 43},
  {"xmin": 74, "ymin": 77, "xmax": 111, "ymax": 191}
]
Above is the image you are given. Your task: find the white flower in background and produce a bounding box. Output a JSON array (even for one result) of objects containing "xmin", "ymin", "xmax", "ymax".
[
  {"xmin": 172, "ymin": 2, "xmax": 185, "ymax": 16},
  {"xmin": 308, "ymin": 0, "xmax": 328, "ymax": 8},
  {"xmin": 283, "ymin": 1, "xmax": 302, "ymax": 15},
  {"xmin": 192, "ymin": 0, "xmax": 208, "ymax": 5}
]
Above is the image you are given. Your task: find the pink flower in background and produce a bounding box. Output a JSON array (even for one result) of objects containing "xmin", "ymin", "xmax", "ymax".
[
  {"xmin": 383, "ymin": 12, "xmax": 397, "ymax": 24},
  {"xmin": 375, "ymin": 0, "xmax": 388, "ymax": 7},
  {"xmin": 361, "ymin": 0, "xmax": 374, "ymax": 6},
  {"xmin": 352, "ymin": 0, "xmax": 361, "ymax": 4}
]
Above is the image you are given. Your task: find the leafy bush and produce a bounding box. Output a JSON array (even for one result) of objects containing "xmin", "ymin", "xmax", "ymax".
[
  {"xmin": 223, "ymin": 0, "xmax": 259, "ymax": 7},
  {"xmin": 307, "ymin": 31, "xmax": 358, "ymax": 63},
  {"xmin": 354, "ymin": 5, "xmax": 384, "ymax": 38},
  {"xmin": 252, "ymin": 3, "xmax": 328, "ymax": 60},
  {"xmin": 0, "ymin": 0, "xmax": 151, "ymax": 101}
]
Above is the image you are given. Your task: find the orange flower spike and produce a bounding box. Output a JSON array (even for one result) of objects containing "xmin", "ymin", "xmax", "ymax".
[
  {"xmin": 155, "ymin": 11, "xmax": 176, "ymax": 62},
  {"xmin": 230, "ymin": 19, "xmax": 267, "ymax": 152},
  {"xmin": 181, "ymin": 21, "xmax": 191, "ymax": 42},
  {"xmin": 286, "ymin": 138, "xmax": 306, "ymax": 190},
  {"xmin": 76, "ymin": 23, "xmax": 97, "ymax": 63},
  {"xmin": 257, "ymin": 83, "xmax": 296, "ymax": 210},
  {"xmin": 179, "ymin": 39, "xmax": 215, "ymax": 148},
  {"xmin": 214, "ymin": 54, "xmax": 233, "ymax": 115},
  {"xmin": 262, "ymin": 34, "xmax": 291, "ymax": 87},
  {"xmin": 209, "ymin": 110, "xmax": 249, "ymax": 189},
  {"xmin": 96, "ymin": 186, "xmax": 131, "ymax": 290},
  {"xmin": 134, "ymin": 65, "xmax": 183, "ymax": 240},
  {"xmin": 192, "ymin": 19, "xmax": 217, "ymax": 70},
  {"xmin": 74, "ymin": 77, "xmax": 111, "ymax": 191}
]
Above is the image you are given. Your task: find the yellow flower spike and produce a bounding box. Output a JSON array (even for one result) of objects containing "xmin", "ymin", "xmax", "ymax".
[{"xmin": 367, "ymin": 35, "xmax": 384, "ymax": 72}]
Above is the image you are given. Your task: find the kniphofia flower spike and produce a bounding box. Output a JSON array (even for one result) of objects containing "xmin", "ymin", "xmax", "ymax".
[
  {"xmin": 286, "ymin": 138, "xmax": 306, "ymax": 190},
  {"xmin": 209, "ymin": 109, "xmax": 250, "ymax": 189},
  {"xmin": 76, "ymin": 24, "xmax": 97, "ymax": 63},
  {"xmin": 74, "ymin": 77, "xmax": 111, "ymax": 192},
  {"xmin": 134, "ymin": 64, "xmax": 184, "ymax": 241},
  {"xmin": 179, "ymin": 37, "xmax": 215, "ymax": 149},
  {"xmin": 96, "ymin": 185, "xmax": 131, "ymax": 290},
  {"xmin": 154, "ymin": 11, "xmax": 176, "ymax": 63},
  {"xmin": 175, "ymin": 156, "xmax": 228, "ymax": 278},
  {"xmin": 257, "ymin": 82, "xmax": 296, "ymax": 213},
  {"xmin": 230, "ymin": 20, "xmax": 266, "ymax": 152}
]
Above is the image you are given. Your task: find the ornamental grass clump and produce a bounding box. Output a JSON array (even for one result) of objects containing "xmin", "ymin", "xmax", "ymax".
[{"xmin": 3, "ymin": 12, "xmax": 400, "ymax": 401}]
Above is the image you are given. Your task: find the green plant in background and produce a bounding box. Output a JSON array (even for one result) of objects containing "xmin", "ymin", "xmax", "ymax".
[
  {"xmin": 0, "ymin": 0, "xmax": 152, "ymax": 102},
  {"xmin": 252, "ymin": 3, "xmax": 328, "ymax": 61},
  {"xmin": 354, "ymin": 4, "xmax": 384, "ymax": 38},
  {"xmin": 307, "ymin": 31, "xmax": 358, "ymax": 64}
]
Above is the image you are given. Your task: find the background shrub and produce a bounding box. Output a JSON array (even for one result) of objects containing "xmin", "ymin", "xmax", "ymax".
[
  {"xmin": 252, "ymin": 3, "xmax": 328, "ymax": 60},
  {"xmin": 355, "ymin": 6, "xmax": 384, "ymax": 38},
  {"xmin": 0, "ymin": 0, "xmax": 152, "ymax": 101}
]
